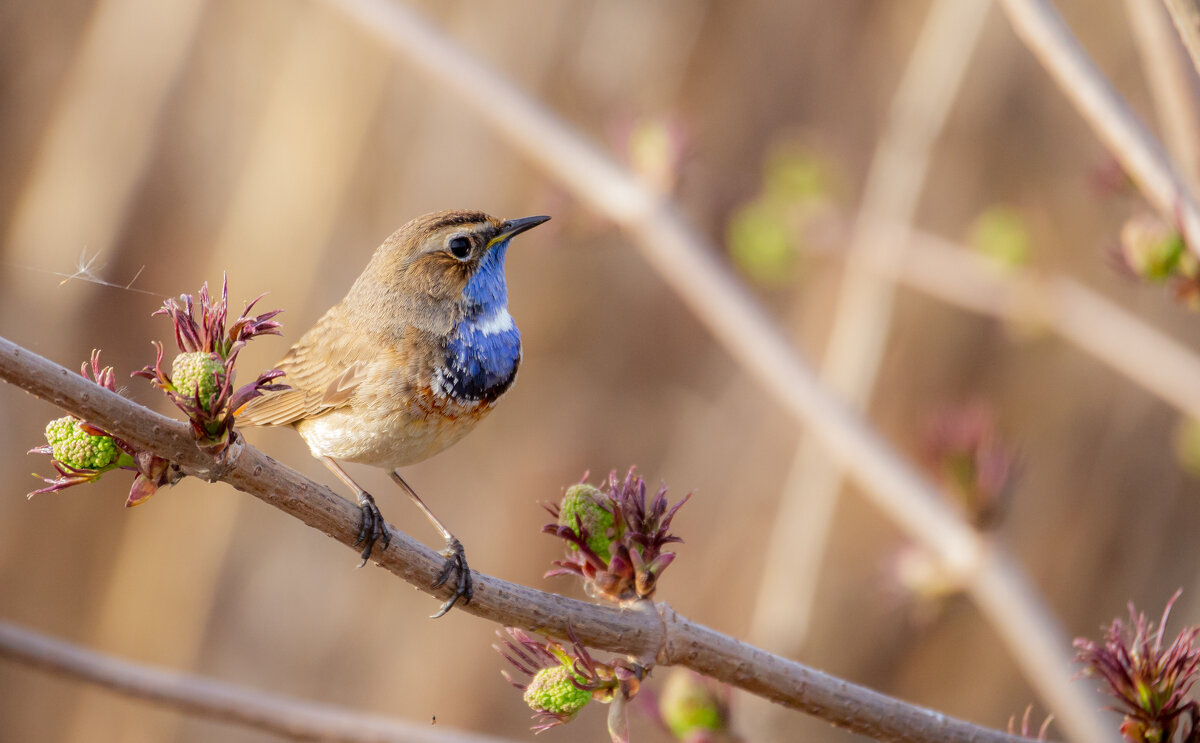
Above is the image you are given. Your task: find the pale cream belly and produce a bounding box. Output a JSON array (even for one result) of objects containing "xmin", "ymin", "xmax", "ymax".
[{"xmin": 294, "ymin": 405, "xmax": 488, "ymax": 468}]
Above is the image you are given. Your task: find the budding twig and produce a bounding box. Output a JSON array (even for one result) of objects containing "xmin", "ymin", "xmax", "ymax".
[{"xmin": 0, "ymin": 334, "xmax": 1041, "ymax": 743}]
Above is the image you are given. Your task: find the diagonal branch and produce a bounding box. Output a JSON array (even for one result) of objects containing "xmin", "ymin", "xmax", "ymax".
[{"xmin": 1, "ymin": 335, "xmax": 1042, "ymax": 743}]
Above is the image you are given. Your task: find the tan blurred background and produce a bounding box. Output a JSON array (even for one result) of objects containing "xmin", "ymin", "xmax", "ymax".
[{"xmin": 1, "ymin": 0, "xmax": 1198, "ymax": 741}]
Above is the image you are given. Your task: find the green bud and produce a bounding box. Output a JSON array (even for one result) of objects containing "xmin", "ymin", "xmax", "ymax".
[
  {"xmin": 764, "ymin": 145, "xmax": 829, "ymax": 205},
  {"xmin": 727, "ymin": 200, "xmax": 797, "ymax": 287},
  {"xmin": 969, "ymin": 205, "xmax": 1030, "ymax": 271},
  {"xmin": 659, "ymin": 669, "xmax": 725, "ymax": 740},
  {"xmin": 171, "ymin": 351, "xmax": 227, "ymax": 411},
  {"xmin": 523, "ymin": 665, "xmax": 591, "ymax": 717},
  {"xmin": 559, "ymin": 484, "xmax": 617, "ymax": 556},
  {"xmin": 44, "ymin": 416, "xmax": 119, "ymax": 470},
  {"xmin": 1121, "ymin": 215, "xmax": 1185, "ymax": 281}
]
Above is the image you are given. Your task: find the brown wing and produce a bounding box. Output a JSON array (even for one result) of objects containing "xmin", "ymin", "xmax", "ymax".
[{"xmin": 236, "ymin": 307, "xmax": 377, "ymax": 427}]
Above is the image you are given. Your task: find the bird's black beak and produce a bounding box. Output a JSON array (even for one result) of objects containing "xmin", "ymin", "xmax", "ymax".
[{"xmin": 494, "ymin": 215, "xmax": 551, "ymax": 244}]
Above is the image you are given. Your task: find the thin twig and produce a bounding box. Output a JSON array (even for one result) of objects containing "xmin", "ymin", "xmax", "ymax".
[
  {"xmin": 748, "ymin": 0, "xmax": 992, "ymax": 665},
  {"xmin": 1126, "ymin": 0, "xmax": 1200, "ymax": 190},
  {"xmin": 0, "ymin": 336, "xmax": 1040, "ymax": 743},
  {"xmin": 321, "ymin": 2, "xmax": 1113, "ymax": 741},
  {"xmin": 999, "ymin": 0, "xmax": 1200, "ymax": 251},
  {"xmin": 0, "ymin": 619, "xmax": 511, "ymax": 743}
]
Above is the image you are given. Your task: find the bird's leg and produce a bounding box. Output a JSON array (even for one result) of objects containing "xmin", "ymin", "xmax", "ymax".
[
  {"xmin": 320, "ymin": 457, "xmax": 391, "ymax": 567},
  {"xmin": 390, "ymin": 470, "xmax": 472, "ymax": 618}
]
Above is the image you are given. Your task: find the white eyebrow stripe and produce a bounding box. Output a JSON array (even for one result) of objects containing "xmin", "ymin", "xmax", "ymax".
[{"xmin": 473, "ymin": 307, "xmax": 515, "ymax": 336}]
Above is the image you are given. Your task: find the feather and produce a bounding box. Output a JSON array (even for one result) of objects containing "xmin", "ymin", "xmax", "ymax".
[{"xmin": 236, "ymin": 306, "xmax": 377, "ymax": 427}]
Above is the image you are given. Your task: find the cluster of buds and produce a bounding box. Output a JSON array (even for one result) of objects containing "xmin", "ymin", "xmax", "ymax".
[
  {"xmin": 898, "ymin": 406, "xmax": 1018, "ymax": 609},
  {"xmin": 1075, "ymin": 590, "xmax": 1200, "ymax": 743},
  {"xmin": 922, "ymin": 404, "xmax": 1017, "ymax": 531},
  {"xmin": 496, "ymin": 627, "xmax": 644, "ymax": 738},
  {"xmin": 495, "ymin": 470, "xmax": 696, "ymax": 739},
  {"xmin": 29, "ymin": 351, "xmax": 175, "ymax": 506},
  {"xmin": 1118, "ymin": 214, "xmax": 1200, "ymax": 309},
  {"xmin": 28, "ymin": 278, "xmax": 283, "ymax": 505},
  {"xmin": 134, "ymin": 276, "xmax": 285, "ymax": 455},
  {"xmin": 544, "ymin": 468, "xmax": 690, "ymax": 603},
  {"xmin": 495, "ymin": 469, "xmax": 697, "ymax": 739}
]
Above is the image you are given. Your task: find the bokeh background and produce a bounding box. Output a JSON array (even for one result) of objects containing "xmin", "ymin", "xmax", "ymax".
[{"xmin": 1, "ymin": 0, "xmax": 1197, "ymax": 741}]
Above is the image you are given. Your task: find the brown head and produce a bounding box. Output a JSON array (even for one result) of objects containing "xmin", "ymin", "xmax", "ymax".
[{"xmin": 342, "ymin": 209, "xmax": 549, "ymax": 335}]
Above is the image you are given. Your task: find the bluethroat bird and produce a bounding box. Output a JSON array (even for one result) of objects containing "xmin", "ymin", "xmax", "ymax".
[{"xmin": 237, "ymin": 209, "xmax": 549, "ymax": 616}]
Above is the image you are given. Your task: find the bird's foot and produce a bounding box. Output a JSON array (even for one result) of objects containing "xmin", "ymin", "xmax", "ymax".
[
  {"xmin": 430, "ymin": 537, "xmax": 472, "ymax": 618},
  {"xmin": 354, "ymin": 491, "xmax": 391, "ymax": 567}
]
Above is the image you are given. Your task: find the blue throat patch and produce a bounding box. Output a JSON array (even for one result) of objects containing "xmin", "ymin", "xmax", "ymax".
[{"xmin": 439, "ymin": 240, "xmax": 522, "ymax": 402}]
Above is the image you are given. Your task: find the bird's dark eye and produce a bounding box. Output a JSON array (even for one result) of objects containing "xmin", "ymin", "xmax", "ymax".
[{"xmin": 448, "ymin": 236, "xmax": 471, "ymax": 260}]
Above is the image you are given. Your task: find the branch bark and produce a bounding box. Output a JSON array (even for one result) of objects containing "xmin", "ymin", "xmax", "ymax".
[{"xmin": 1, "ymin": 334, "xmax": 1044, "ymax": 743}]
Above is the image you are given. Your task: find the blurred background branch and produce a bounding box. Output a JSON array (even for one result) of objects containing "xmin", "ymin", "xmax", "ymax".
[
  {"xmin": 799, "ymin": 219, "xmax": 1200, "ymax": 423},
  {"xmin": 1000, "ymin": 0, "xmax": 1200, "ymax": 246},
  {"xmin": 748, "ymin": 0, "xmax": 991, "ymax": 667},
  {"xmin": 1124, "ymin": 0, "xmax": 1200, "ymax": 192},
  {"xmin": 0, "ymin": 619, "xmax": 512, "ymax": 743}
]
